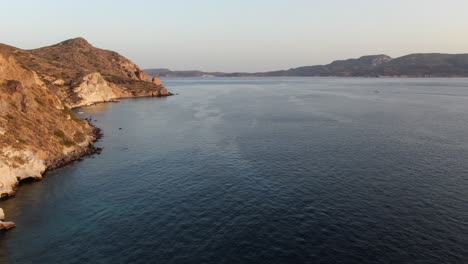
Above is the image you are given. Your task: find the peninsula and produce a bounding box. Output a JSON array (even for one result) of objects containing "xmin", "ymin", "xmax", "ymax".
[{"xmin": 0, "ymin": 38, "xmax": 172, "ymax": 228}]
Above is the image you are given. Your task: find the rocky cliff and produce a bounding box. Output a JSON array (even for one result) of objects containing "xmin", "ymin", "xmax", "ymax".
[{"xmin": 0, "ymin": 38, "xmax": 172, "ymax": 228}]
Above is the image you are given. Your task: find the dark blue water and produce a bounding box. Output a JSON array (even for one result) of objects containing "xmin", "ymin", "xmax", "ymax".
[{"xmin": 2, "ymin": 78, "xmax": 468, "ymax": 263}]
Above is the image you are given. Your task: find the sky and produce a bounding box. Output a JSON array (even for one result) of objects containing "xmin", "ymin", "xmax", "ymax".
[{"xmin": 1, "ymin": 0, "xmax": 468, "ymax": 72}]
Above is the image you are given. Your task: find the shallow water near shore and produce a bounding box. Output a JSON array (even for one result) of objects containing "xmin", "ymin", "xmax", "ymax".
[{"xmin": 2, "ymin": 77, "xmax": 468, "ymax": 263}]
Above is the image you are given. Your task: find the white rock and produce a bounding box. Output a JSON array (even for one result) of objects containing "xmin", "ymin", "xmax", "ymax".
[
  {"xmin": 72, "ymin": 72, "xmax": 117, "ymax": 107},
  {"xmin": 0, "ymin": 221, "xmax": 16, "ymax": 230},
  {"xmin": 0, "ymin": 147, "xmax": 46, "ymax": 196},
  {"xmin": 53, "ymin": 79, "xmax": 65, "ymax": 86},
  {"xmin": 0, "ymin": 208, "xmax": 15, "ymax": 230}
]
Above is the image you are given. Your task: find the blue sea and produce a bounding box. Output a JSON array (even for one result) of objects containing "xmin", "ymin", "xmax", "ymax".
[{"xmin": 2, "ymin": 78, "xmax": 468, "ymax": 263}]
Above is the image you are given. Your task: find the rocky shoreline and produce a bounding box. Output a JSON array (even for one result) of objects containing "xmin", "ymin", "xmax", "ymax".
[
  {"xmin": 0, "ymin": 119, "xmax": 104, "ymax": 230},
  {"xmin": 45, "ymin": 123, "xmax": 103, "ymax": 171},
  {"xmin": 0, "ymin": 96, "xmax": 171, "ymax": 230}
]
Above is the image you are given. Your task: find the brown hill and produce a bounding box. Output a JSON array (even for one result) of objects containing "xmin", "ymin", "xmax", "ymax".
[
  {"xmin": 4, "ymin": 37, "xmax": 171, "ymax": 107},
  {"xmin": 28, "ymin": 37, "xmax": 150, "ymax": 82}
]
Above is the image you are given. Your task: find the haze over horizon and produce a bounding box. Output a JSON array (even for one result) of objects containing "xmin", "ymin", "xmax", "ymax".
[{"xmin": 1, "ymin": 0, "xmax": 468, "ymax": 72}]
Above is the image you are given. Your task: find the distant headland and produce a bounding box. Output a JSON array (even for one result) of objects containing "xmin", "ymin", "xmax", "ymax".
[{"xmin": 146, "ymin": 53, "xmax": 468, "ymax": 78}]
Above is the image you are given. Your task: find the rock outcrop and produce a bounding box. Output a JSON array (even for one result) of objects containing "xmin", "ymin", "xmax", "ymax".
[
  {"xmin": 72, "ymin": 73, "xmax": 117, "ymax": 107},
  {"xmin": 151, "ymin": 76, "xmax": 163, "ymax": 86},
  {"xmin": 0, "ymin": 148, "xmax": 47, "ymax": 195},
  {"xmin": 0, "ymin": 208, "xmax": 16, "ymax": 230},
  {"xmin": 0, "ymin": 221, "xmax": 16, "ymax": 230},
  {"xmin": 0, "ymin": 209, "xmax": 16, "ymax": 230}
]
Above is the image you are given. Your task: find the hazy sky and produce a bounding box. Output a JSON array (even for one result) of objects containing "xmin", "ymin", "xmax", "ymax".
[{"xmin": 1, "ymin": 0, "xmax": 468, "ymax": 72}]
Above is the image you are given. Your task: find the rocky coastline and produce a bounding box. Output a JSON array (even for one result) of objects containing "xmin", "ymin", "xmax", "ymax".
[
  {"xmin": 44, "ymin": 123, "xmax": 102, "ymax": 171},
  {"xmin": 0, "ymin": 37, "xmax": 172, "ymax": 231},
  {"xmin": 0, "ymin": 119, "xmax": 102, "ymax": 230}
]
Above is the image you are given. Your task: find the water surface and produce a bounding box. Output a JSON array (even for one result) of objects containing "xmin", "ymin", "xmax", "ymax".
[{"xmin": 2, "ymin": 78, "xmax": 468, "ymax": 263}]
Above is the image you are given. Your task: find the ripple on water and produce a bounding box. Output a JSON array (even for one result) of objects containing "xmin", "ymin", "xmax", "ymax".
[{"xmin": 2, "ymin": 78, "xmax": 468, "ymax": 263}]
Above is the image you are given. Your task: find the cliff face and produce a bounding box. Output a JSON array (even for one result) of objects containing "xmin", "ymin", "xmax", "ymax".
[
  {"xmin": 0, "ymin": 38, "xmax": 172, "ymax": 224},
  {"xmin": 72, "ymin": 73, "xmax": 117, "ymax": 107}
]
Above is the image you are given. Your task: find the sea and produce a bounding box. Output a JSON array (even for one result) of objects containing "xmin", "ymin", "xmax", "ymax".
[{"xmin": 2, "ymin": 78, "xmax": 468, "ymax": 263}]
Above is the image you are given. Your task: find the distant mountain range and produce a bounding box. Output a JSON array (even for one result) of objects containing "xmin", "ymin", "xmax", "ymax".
[{"xmin": 146, "ymin": 53, "xmax": 468, "ymax": 77}]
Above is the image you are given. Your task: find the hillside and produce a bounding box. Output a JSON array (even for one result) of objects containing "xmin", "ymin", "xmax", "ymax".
[
  {"xmin": 6, "ymin": 38, "xmax": 171, "ymax": 107},
  {"xmin": 376, "ymin": 53, "xmax": 468, "ymax": 77},
  {"xmin": 283, "ymin": 55, "xmax": 392, "ymax": 77},
  {"xmin": 146, "ymin": 53, "xmax": 468, "ymax": 78},
  {"xmin": 0, "ymin": 49, "xmax": 97, "ymax": 196}
]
